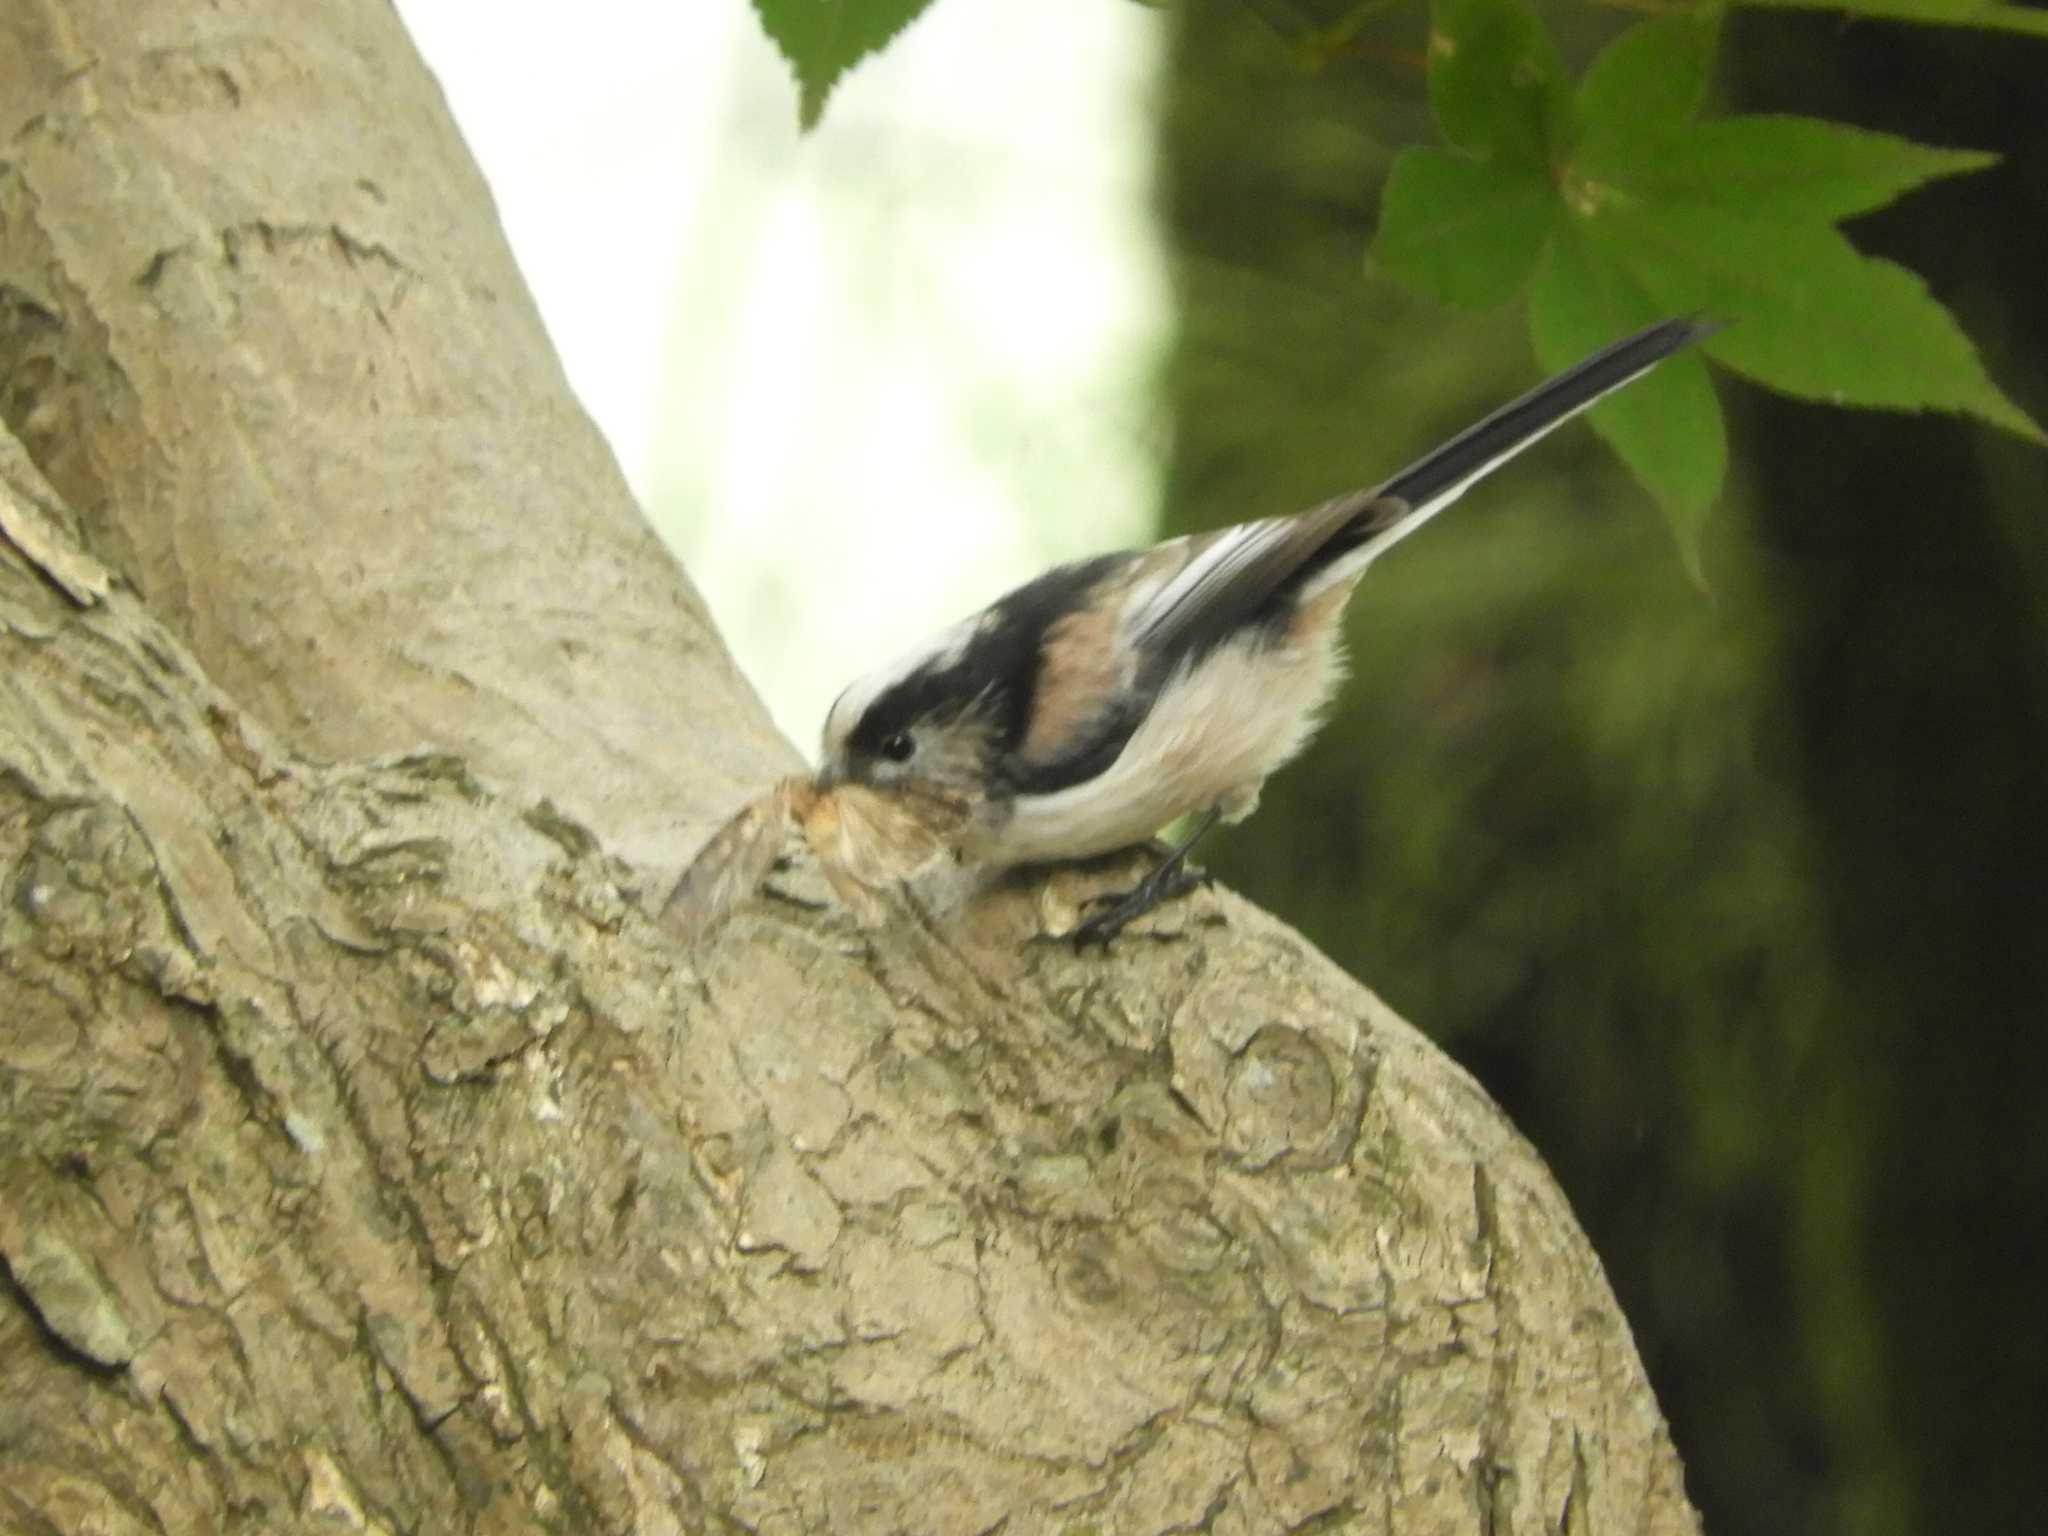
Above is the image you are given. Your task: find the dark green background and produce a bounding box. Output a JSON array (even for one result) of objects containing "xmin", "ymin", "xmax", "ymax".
[{"xmin": 1154, "ymin": 5, "xmax": 2048, "ymax": 1533}]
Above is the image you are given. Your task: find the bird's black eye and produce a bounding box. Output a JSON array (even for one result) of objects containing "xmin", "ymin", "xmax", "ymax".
[{"xmin": 879, "ymin": 731, "xmax": 917, "ymax": 763}]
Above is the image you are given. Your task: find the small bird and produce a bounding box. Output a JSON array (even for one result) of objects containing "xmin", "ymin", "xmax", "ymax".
[{"xmin": 668, "ymin": 317, "xmax": 1712, "ymax": 946}]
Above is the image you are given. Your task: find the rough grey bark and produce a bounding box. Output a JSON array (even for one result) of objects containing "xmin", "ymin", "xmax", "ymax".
[{"xmin": 0, "ymin": 3, "xmax": 1701, "ymax": 1532}]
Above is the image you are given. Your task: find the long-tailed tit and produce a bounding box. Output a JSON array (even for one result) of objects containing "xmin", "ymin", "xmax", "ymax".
[{"xmin": 667, "ymin": 316, "xmax": 1714, "ymax": 945}]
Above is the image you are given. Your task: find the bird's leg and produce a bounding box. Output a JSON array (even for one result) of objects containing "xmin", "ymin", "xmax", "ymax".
[{"xmin": 1058, "ymin": 806, "xmax": 1223, "ymax": 948}]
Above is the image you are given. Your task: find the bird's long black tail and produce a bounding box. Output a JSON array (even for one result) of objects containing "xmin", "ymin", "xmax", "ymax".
[
  {"xmin": 1328, "ymin": 314, "xmax": 1717, "ymax": 577},
  {"xmin": 1130, "ymin": 316, "xmax": 1716, "ymax": 662}
]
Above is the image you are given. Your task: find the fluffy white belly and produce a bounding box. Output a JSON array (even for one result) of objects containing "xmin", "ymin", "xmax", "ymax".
[{"xmin": 972, "ymin": 626, "xmax": 1345, "ymax": 864}]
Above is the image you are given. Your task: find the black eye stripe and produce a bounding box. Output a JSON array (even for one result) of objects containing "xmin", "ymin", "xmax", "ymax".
[{"xmin": 844, "ymin": 554, "xmax": 1128, "ymax": 770}]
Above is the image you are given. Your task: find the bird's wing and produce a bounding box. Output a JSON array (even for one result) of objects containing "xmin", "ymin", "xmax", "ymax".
[{"xmin": 1124, "ymin": 495, "xmax": 1378, "ymax": 660}]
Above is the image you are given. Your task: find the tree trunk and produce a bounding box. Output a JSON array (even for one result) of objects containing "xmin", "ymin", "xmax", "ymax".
[{"xmin": 0, "ymin": 3, "xmax": 1699, "ymax": 1531}]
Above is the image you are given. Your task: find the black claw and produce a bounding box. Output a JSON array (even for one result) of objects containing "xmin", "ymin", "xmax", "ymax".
[
  {"xmin": 1056, "ymin": 860, "xmax": 1206, "ymax": 948},
  {"xmin": 1031, "ymin": 805, "xmax": 1227, "ymax": 950}
]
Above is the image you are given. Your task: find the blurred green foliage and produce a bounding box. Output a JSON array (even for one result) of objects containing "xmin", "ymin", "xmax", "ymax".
[{"xmin": 1741, "ymin": 0, "xmax": 2048, "ymax": 33}]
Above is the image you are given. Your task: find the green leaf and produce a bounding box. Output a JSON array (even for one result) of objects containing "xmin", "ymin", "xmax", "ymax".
[
  {"xmin": 1428, "ymin": 0, "xmax": 1571, "ymax": 165},
  {"xmin": 750, "ymin": 0, "xmax": 938, "ymax": 129},
  {"xmin": 1370, "ymin": 2, "xmax": 2040, "ymax": 570},
  {"xmin": 1586, "ymin": 200, "xmax": 2045, "ymax": 441},
  {"xmin": 1574, "ymin": 11, "xmax": 1722, "ymax": 148},
  {"xmin": 1578, "ymin": 115, "xmax": 1998, "ymax": 222},
  {"xmin": 1371, "ymin": 149, "xmax": 1557, "ymax": 307},
  {"xmin": 1529, "ymin": 229, "xmax": 1728, "ymax": 578},
  {"xmin": 1737, "ymin": 0, "xmax": 2048, "ymax": 37}
]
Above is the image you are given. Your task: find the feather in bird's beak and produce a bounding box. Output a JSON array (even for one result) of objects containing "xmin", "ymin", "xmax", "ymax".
[{"xmin": 660, "ymin": 776, "xmax": 973, "ymax": 943}]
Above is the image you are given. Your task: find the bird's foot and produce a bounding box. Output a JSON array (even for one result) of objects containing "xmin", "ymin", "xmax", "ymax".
[{"xmin": 1049, "ymin": 856, "xmax": 1211, "ymax": 949}]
